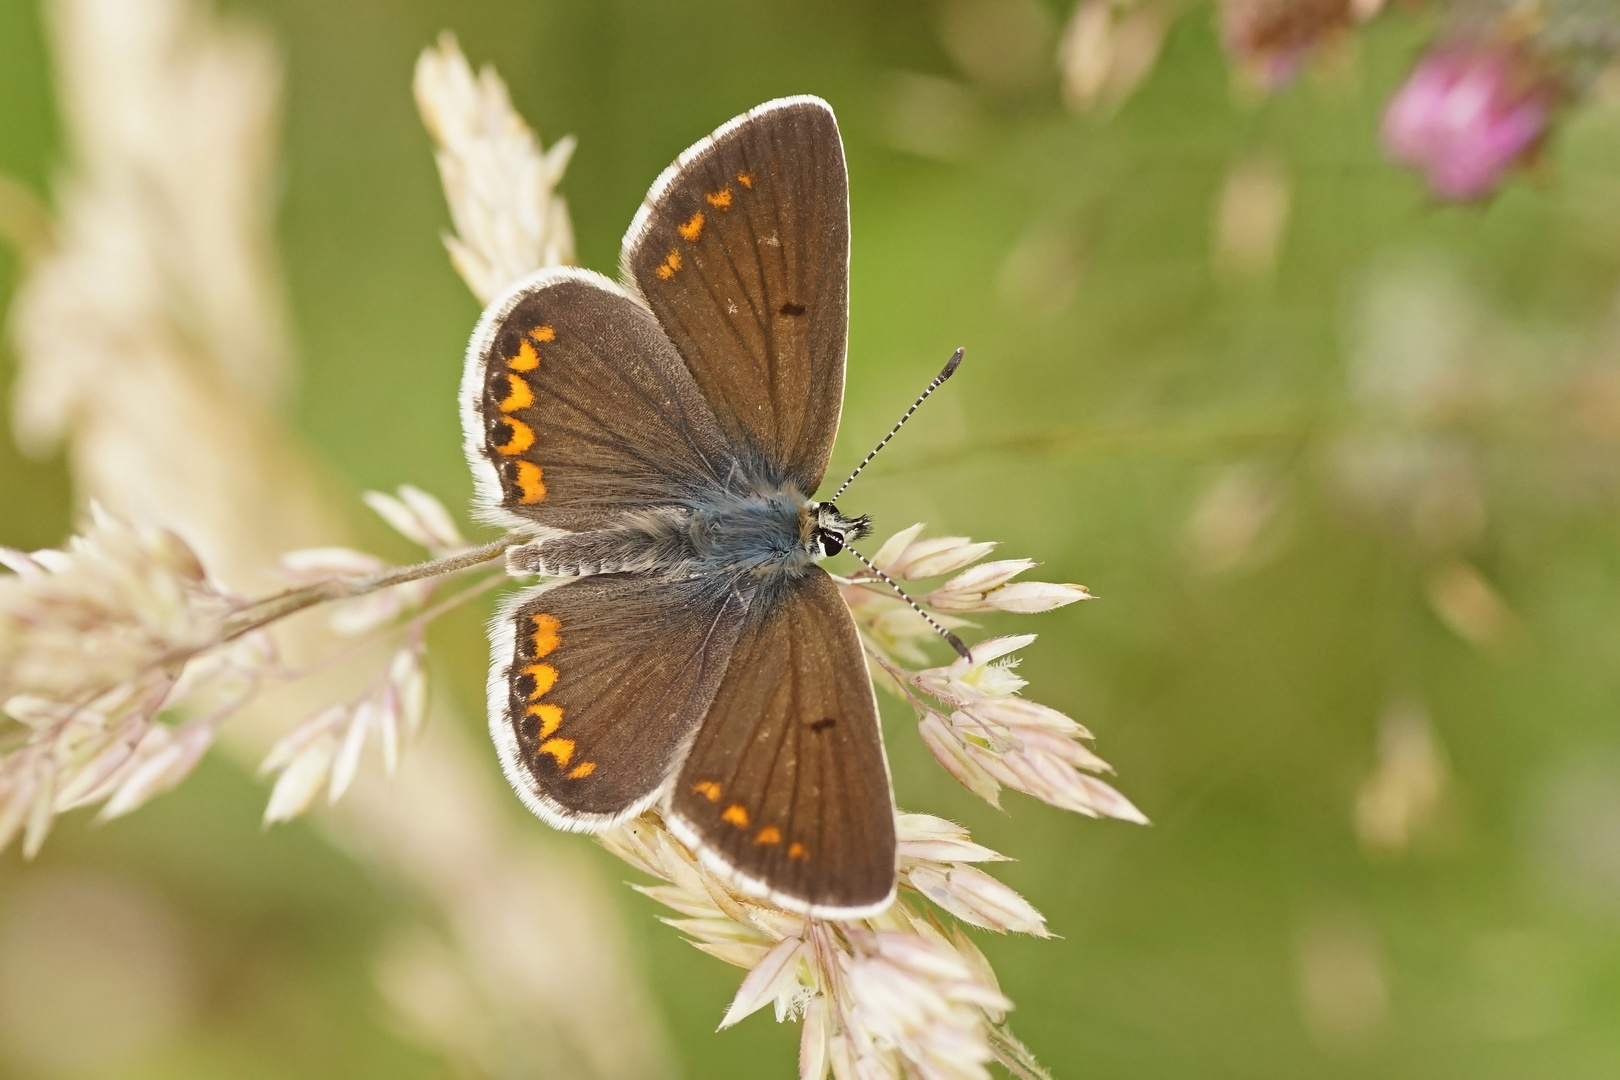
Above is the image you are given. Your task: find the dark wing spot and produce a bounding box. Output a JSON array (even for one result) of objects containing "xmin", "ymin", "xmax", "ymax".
[
  {"xmin": 779, "ymin": 302, "xmax": 807, "ymax": 317},
  {"xmin": 810, "ymin": 717, "xmax": 836, "ymax": 732}
]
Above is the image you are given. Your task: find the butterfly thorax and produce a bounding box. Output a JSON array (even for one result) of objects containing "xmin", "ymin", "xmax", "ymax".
[{"xmin": 688, "ymin": 485, "xmax": 813, "ymax": 577}]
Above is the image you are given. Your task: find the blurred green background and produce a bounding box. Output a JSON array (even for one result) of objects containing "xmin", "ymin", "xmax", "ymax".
[{"xmin": 8, "ymin": 0, "xmax": 1620, "ymax": 1077}]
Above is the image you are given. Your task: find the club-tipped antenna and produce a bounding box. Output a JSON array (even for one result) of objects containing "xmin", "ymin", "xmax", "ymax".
[
  {"xmin": 845, "ymin": 545, "xmax": 972, "ymax": 661},
  {"xmin": 829, "ymin": 347, "xmax": 964, "ymax": 504}
]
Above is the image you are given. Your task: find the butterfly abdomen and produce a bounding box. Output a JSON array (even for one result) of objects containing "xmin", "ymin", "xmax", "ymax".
[{"xmin": 507, "ymin": 508, "xmax": 697, "ymax": 578}]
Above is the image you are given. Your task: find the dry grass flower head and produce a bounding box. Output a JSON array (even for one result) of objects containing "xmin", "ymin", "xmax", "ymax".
[{"xmin": 415, "ymin": 32, "xmax": 577, "ymax": 305}]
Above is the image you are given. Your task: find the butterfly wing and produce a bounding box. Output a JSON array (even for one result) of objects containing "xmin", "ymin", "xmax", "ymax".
[
  {"xmin": 460, "ymin": 266, "xmax": 736, "ymax": 532},
  {"xmin": 490, "ymin": 573, "xmax": 752, "ymax": 830},
  {"xmin": 666, "ymin": 570, "xmax": 896, "ymax": 917},
  {"xmin": 620, "ymin": 96, "xmax": 849, "ymax": 494}
]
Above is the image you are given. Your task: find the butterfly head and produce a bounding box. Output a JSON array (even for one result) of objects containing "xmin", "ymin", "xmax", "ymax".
[{"xmin": 809, "ymin": 502, "xmax": 871, "ymax": 560}]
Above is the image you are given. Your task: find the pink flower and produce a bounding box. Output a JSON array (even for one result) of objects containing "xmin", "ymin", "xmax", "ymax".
[{"xmin": 1382, "ymin": 43, "xmax": 1555, "ymax": 201}]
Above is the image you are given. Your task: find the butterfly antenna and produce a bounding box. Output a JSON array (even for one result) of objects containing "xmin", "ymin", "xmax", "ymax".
[
  {"xmin": 845, "ymin": 545, "xmax": 972, "ymax": 661},
  {"xmin": 829, "ymin": 347, "xmax": 964, "ymax": 504}
]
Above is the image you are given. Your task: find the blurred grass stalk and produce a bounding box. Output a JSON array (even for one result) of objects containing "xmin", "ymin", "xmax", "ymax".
[{"xmin": 1, "ymin": 0, "xmax": 670, "ymax": 1076}]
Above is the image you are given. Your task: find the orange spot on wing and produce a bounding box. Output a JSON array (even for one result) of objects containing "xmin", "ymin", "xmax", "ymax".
[
  {"xmin": 527, "ymin": 703, "xmax": 563, "ymax": 738},
  {"xmin": 513, "ymin": 461, "xmax": 546, "ymax": 504},
  {"xmin": 568, "ymin": 761, "xmax": 596, "ymax": 779},
  {"xmin": 530, "ymin": 613, "xmax": 560, "ymax": 657},
  {"xmin": 495, "ymin": 417, "xmax": 534, "ymax": 455},
  {"xmin": 522, "ymin": 663, "xmax": 557, "ymax": 699},
  {"xmin": 753, "ymin": 826, "xmax": 781, "ymax": 845},
  {"xmin": 530, "ymin": 325, "xmax": 555, "ymax": 343},
  {"xmin": 787, "ymin": 842, "xmax": 809, "ymax": 861},
  {"xmin": 692, "ymin": 780, "xmax": 722, "ymax": 802},
  {"xmin": 508, "ymin": 340, "xmax": 539, "ymax": 372},
  {"xmin": 538, "ymin": 737, "xmax": 575, "ymax": 768},
  {"xmin": 654, "ymin": 250, "xmax": 682, "ymax": 280},
  {"xmin": 677, "ymin": 212, "xmax": 704, "ymax": 241},
  {"xmin": 721, "ymin": 804, "xmax": 750, "ymax": 828},
  {"xmin": 498, "ymin": 373, "xmax": 534, "ymax": 412},
  {"xmin": 705, "ymin": 187, "xmax": 732, "ymax": 209},
  {"xmin": 736, "ymin": 171, "xmax": 753, "ymax": 188}
]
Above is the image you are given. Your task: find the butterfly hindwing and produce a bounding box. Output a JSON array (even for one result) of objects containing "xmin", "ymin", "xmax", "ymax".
[
  {"xmin": 460, "ymin": 266, "xmax": 734, "ymax": 532},
  {"xmin": 666, "ymin": 570, "xmax": 896, "ymax": 917},
  {"xmin": 621, "ymin": 96, "xmax": 849, "ymax": 494},
  {"xmin": 491, "ymin": 573, "xmax": 751, "ymax": 830}
]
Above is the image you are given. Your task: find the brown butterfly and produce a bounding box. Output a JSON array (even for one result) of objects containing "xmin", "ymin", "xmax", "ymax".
[{"xmin": 462, "ymin": 97, "xmax": 908, "ymax": 916}]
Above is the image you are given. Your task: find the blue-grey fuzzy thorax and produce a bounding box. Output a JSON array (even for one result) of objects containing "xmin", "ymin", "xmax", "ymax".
[{"xmin": 688, "ymin": 485, "xmax": 815, "ymax": 576}]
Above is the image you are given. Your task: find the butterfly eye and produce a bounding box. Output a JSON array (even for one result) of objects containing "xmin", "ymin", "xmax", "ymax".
[{"xmin": 818, "ymin": 531, "xmax": 844, "ymax": 558}]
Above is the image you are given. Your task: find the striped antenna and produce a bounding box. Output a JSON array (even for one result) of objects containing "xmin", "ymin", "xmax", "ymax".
[
  {"xmin": 829, "ymin": 347, "xmax": 964, "ymax": 504},
  {"xmin": 844, "ymin": 545, "xmax": 972, "ymax": 660}
]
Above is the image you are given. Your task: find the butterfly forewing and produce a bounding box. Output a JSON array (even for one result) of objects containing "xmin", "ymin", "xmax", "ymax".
[
  {"xmin": 461, "ymin": 267, "xmax": 733, "ymax": 532},
  {"xmin": 621, "ymin": 97, "xmax": 849, "ymax": 494},
  {"xmin": 667, "ymin": 570, "xmax": 896, "ymax": 917},
  {"xmin": 491, "ymin": 574, "xmax": 751, "ymax": 830}
]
